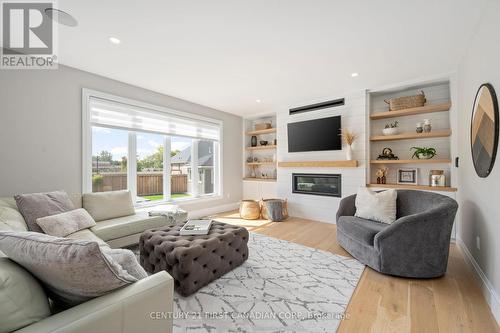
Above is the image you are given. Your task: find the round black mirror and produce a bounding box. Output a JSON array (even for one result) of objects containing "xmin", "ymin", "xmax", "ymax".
[{"xmin": 471, "ymin": 83, "xmax": 499, "ymax": 178}]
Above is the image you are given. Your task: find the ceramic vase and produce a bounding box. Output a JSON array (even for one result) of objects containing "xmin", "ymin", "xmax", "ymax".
[{"xmin": 346, "ymin": 145, "xmax": 353, "ymax": 160}]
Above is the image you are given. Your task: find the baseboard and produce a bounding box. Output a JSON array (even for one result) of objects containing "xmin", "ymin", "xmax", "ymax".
[
  {"xmin": 457, "ymin": 237, "xmax": 500, "ymax": 325},
  {"xmin": 187, "ymin": 202, "xmax": 239, "ymax": 219}
]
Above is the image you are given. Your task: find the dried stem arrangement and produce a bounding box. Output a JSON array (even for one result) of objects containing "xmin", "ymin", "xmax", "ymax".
[{"xmin": 340, "ymin": 129, "xmax": 358, "ymax": 146}]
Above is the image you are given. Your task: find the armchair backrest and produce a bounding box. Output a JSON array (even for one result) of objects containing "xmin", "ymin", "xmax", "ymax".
[{"xmin": 396, "ymin": 190, "xmax": 457, "ymax": 218}]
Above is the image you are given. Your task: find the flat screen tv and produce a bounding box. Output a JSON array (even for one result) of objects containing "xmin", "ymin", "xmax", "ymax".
[{"xmin": 287, "ymin": 116, "xmax": 341, "ymax": 152}]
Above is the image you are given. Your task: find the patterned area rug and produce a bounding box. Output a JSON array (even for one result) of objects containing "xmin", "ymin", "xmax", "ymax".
[{"xmin": 131, "ymin": 233, "xmax": 364, "ymax": 332}]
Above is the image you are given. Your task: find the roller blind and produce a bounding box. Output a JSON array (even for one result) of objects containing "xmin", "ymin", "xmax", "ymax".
[{"xmin": 89, "ymin": 97, "xmax": 221, "ymax": 141}]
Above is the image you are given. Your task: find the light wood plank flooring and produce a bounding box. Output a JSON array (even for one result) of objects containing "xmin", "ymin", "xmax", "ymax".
[{"xmin": 212, "ymin": 211, "xmax": 500, "ymax": 333}]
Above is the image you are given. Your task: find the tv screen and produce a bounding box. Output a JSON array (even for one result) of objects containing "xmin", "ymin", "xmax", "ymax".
[{"xmin": 287, "ymin": 116, "xmax": 341, "ymax": 152}]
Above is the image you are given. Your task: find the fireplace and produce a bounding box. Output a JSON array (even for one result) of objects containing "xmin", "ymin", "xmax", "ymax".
[{"xmin": 292, "ymin": 173, "xmax": 341, "ymax": 197}]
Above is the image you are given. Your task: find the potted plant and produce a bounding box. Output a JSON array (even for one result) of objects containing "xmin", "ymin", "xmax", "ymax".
[
  {"xmin": 410, "ymin": 147, "xmax": 437, "ymax": 159},
  {"xmin": 383, "ymin": 121, "xmax": 399, "ymax": 135},
  {"xmin": 340, "ymin": 129, "xmax": 358, "ymax": 160}
]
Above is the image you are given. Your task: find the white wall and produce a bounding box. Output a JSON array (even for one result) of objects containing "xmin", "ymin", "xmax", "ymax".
[
  {"xmin": 457, "ymin": 0, "xmax": 500, "ymax": 322},
  {"xmin": 276, "ymin": 90, "xmax": 367, "ymax": 223},
  {"xmin": 0, "ymin": 65, "xmax": 242, "ymax": 212}
]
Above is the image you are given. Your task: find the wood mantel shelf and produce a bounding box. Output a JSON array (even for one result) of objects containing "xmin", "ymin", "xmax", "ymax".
[{"xmin": 278, "ymin": 160, "xmax": 358, "ymax": 168}]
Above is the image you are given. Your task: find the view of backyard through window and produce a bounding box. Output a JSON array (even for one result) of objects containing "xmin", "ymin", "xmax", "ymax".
[{"xmin": 91, "ymin": 126, "xmax": 216, "ymax": 203}]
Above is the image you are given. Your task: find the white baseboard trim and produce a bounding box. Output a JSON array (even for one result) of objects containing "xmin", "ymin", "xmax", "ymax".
[
  {"xmin": 456, "ymin": 237, "xmax": 500, "ymax": 325},
  {"xmin": 187, "ymin": 202, "xmax": 239, "ymax": 219}
]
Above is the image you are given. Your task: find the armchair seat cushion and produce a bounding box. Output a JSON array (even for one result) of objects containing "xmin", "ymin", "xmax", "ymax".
[{"xmin": 337, "ymin": 216, "xmax": 388, "ymax": 246}]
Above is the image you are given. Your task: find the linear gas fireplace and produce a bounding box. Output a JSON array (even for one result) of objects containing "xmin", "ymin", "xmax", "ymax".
[{"xmin": 292, "ymin": 173, "xmax": 341, "ymax": 197}]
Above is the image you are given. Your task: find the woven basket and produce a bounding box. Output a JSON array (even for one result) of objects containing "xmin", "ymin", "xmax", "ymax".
[
  {"xmin": 239, "ymin": 200, "xmax": 261, "ymax": 220},
  {"xmin": 260, "ymin": 198, "xmax": 288, "ymax": 221},
  {"xmin": 255, "ymin": 123, "xmax": 272, "ymax": 131},
  {"xmin": 384, "ymin": 91, "xmax": 426, "ymax": 111}
]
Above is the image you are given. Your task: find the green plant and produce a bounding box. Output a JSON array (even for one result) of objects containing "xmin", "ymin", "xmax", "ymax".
[
  {"xmin": 385, "ymin": 120, "xmax": 399, "ymax": 129},
  {"xmin": 410, "ymin": 147, "xmax": 437, "ymax": 159},
  {"xmin": 92, "ymin": 174, "xmax": 104, "ymax": 186}
]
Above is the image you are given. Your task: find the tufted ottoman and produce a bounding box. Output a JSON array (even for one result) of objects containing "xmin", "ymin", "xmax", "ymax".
[{"xmin": 139, "ymin": 221, "xmax": 249, "ymax": 296}]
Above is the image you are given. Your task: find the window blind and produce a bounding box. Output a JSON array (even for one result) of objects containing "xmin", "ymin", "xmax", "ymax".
[{"xmin": 89, "ymin": 97, "xmax": 221, "ymax": 141}]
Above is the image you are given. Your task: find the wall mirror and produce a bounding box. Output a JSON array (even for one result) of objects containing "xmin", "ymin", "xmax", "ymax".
[{"xmin": 471, "ymin": 83, "xmax": 499, "ymax": 178}]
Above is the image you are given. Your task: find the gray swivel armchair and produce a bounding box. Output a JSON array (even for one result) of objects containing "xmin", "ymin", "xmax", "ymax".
[{"xmin": 336, "ymin": 190, "xmax": 458, "ymax": 278}]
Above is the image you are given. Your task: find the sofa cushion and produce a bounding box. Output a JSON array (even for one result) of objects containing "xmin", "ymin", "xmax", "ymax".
[
  {"xmin": 90, "ymin": 212, "xmax": 167, "ymax": 241},
  {"xmin": 14, "ymin": 191, "xmax": 75, "ymax": 233},
  {"xmin": 355, "ymin": 188, "xmax": 397, "ymax": 224},
  {"xmin": 83, "ymin": 190, "xmax": 135, "ymax": 222},
  {"xmin": 0, "ymin": 258, "xmax": 51, "ymax": 333},
  {"xmin": 337, "ymin": 216, "xmax": 388, "ymax": 246},
  {"xmin": 65, "ymin": 229, "xmax": 108, "ymax": 247},
  {"xmin": 36, "ymin": 208, "xmax": 97, "ymax": 237},
  {"xmin": 0, "ymin": 231, "xmax": 147, "ymax": 307},
  {"xmin": 0, "ymin": 206, "xmax": 27, "ymax": 232}
]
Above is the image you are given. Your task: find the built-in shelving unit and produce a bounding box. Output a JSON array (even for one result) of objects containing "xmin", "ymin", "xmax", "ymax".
[
  {"xmin": 243, "ymin": 115, "xmax": 277, "ymax": 182},
  {"xmin": 369, "ymin": 102, "xmax": 451, "ymax": 120},
  {"xmin": 370, "ymin": 159, "xmax": 451, "ymax": 164},
  {"xmin": 367, "ymin": 183, "xmax": 457, "ymax": 192},
  {"xmin": 367, "ymin": 80, "xmax": 457, "ymax": 192},
  {"xmin": 370, "ymin": 130, "xmax": 451, "ymax": 141}
]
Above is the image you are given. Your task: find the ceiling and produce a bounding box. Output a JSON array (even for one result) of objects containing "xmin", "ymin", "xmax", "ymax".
[{"xmin": 55, "ymin": 0, "xmax": 485, "ymax": 116}]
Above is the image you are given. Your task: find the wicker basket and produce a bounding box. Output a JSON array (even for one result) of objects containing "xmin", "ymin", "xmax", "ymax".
[
  {"xmin": 239, "ymin": 200, "xmax": 261, "ymax": 220},
  {"xmin": 384, "ymin": 91, "xmax": 426, "ymax": 111},
  {"xmin": 255, "ymin": 123, "xmax": 272, "ymax": 131},
  {"xmin": 260, "ymin": 198, "xmax": 288, "ymax": 221}
]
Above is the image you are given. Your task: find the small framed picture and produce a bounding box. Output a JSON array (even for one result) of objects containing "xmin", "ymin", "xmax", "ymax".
[{"xmin": 397, "ymin": 168, "xmax": 418, "ymax": 184}]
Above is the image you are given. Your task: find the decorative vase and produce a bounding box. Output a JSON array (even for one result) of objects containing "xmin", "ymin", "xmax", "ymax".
[
  {"xmin": 251, "ymin": 135, "xmax": 257, "ymax": 147},
  {"xmin": 416, "ymin": 123, "xmax": 423, "ymax": 133},
  {"xmin": 346, "ymin": 145, "xmax": 353, "ymax": 160},
  {"xmin": 423, "ymin": 119, "xmax": 432, "ymax": 133}
]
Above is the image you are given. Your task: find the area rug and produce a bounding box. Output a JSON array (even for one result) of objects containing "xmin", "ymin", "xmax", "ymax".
[{"xmin": 131, "ymin": 232, "xmax": 364, "ymax": 332}]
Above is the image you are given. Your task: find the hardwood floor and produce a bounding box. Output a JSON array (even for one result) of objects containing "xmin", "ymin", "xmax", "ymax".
[{"xmin": 212, "ymin": 211, "xmax": 500, "ymax": 333}]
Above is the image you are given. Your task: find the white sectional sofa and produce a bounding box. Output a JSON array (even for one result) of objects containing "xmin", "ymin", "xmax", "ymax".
[{"xmin": 0, "ymin": 191, "xmax": 184, "ymax": 333}]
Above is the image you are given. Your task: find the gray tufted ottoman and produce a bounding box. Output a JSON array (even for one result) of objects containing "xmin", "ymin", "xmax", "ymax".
[{"xmin": 139, "ymin": 221, "xmax": 249, "ymax": 296}]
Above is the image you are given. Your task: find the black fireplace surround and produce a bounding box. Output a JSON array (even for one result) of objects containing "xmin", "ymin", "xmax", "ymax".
[{"xmin": 292, "ymin": 173, "xmax": 341, "ymax": 197}]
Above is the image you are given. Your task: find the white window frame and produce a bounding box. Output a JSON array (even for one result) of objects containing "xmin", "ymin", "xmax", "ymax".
[{"xmin": 82, "ymin": 88, "xmax": 223, "ymax": 206}]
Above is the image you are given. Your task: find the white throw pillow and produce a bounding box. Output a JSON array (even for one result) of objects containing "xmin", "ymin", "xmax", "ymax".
[
  {"xmin": 82, "ymin": 190, "xmax": 135, "ymax": 222},
  {"xmin": 354, "ymin": 188, "xmax": 397, "ymax": 224},
  {"xmin": 36, "ymin": 208, "xmax": 97, "ymax": 237}
]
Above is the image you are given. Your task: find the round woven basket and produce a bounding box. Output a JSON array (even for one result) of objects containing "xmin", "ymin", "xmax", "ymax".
[
  {"xmin": 239, "ymin": 200, "xmax": 261, "ymax": 220},
  {"xmin": 260, "ymin": 198, "xmax": 289, "ymax": 221}
]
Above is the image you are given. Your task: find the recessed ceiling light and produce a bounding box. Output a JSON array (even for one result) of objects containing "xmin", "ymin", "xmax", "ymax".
[
  {"xmin": 351, "ymin": 72, "xmax": 359, "ymax": 77},
  {"xmin": 109, "ymin": 37, "xmax": 121, "ymax": 45},
  {"xmin": 256, "ymin": 99, "xmax": 261, "ymax": 103},
  {"xmin": 44, "ymin": 8, "xmax": 78, "ymax": 27}
]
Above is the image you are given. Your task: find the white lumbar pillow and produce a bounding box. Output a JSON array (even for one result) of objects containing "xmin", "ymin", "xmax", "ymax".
[{"xmin": 354, "ymin": 188, "xmax": 397, "ymax": 224}]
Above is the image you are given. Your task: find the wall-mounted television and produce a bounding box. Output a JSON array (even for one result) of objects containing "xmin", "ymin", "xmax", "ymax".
[{"xmin": 287, "ymin": 116, "xmax": 341, "ymax": 152}]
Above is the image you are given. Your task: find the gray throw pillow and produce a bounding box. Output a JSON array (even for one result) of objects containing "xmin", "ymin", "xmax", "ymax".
[
  {"xmin": 36, "ymin": 208, "xmax": 97, "ymax": 237},
  {"xmin": 0, "ymin": 258, "xmax": 51, "ymax": 333},
  {"xmin": 0, "ymin": 231, "xmax": 147, "ymax": 307},
  {"xmin": 14, "ymin": 191, "xmax": 75, "ymax": 233}
]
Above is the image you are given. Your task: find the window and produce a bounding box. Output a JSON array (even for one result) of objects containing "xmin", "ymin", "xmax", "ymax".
[{"xmin": 83, "ymin": 90, "xmax": 222, "ymax": 205}]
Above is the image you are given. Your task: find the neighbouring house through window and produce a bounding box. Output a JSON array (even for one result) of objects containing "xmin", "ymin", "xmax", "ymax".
[{"xmin": 83, "ymin": 89, "xmax": 222, "ymax": 205}]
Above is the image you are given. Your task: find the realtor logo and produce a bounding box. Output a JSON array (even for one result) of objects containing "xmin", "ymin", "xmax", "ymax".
[{"xmin": 1, "ymin": 1, "xmax": 57, "ymax": 69}]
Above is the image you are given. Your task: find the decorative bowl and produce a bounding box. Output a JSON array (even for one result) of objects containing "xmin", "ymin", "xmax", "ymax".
[
  {"xmin": 382, "ymin": 128, "xmax": 399, "ymax": 136},
  {"xmin": 417, "ymin": 153, "xmax": 433, "ymax": 159},
  {"xmin": 260, "ymin": 140, "xmax": 268, "ymax": 146}
]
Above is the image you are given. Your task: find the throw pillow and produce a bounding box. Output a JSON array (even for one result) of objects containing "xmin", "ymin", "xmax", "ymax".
[
  {"xmin": 82, "ymin": 190, "xmax": 135, "ymax": 222},
  {"xmin": 355, "ymin": 188, "xmax": 397, "ymax": 224},
  {"xmin": 36, "ymin": 208, "xmax": 97, "ymax": 237},
  {"xmin": 0, "ymin": 258, "xmax": 51, "ymax": 333},
  {"xmin": 14, "ymin": 191, "xmax": 75, "ymax": 233},
  {"xmin": 0, "ymin": 231, "xmax": 147, "ymax": 307}
]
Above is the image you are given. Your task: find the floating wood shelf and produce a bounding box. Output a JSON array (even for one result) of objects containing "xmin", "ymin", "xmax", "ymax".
[
  {"xmin": 370, "ymin": 102, "xmax": 451, "ymax": 120},
  {"xmin": 370, "ymin": 159, "xmax": 451, "ymax": 164},
  {"xmin": 245, "ymin": 128, "xmax": 276, "ymax": 136},
  {"xmin": 370, "ymin": 130, "xmax": 452, "ymax": 141},
  {"xmin": 367, "ymin": 183, "xmax": 457, "ymax": 192},
  {"xmin": 246, "ymin": 162, "xmax": 276, "ymax": 166},
  {"xmin": 278, "ymin": 160, "xmax": 358, "ymax": 168},
  {"xmin": 243, "ymin": 177, "xmax": 277, "ymax": 182},
  {"xmin": 245, "ymin": 145, "xmax": 277, "ymax": 151}
]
